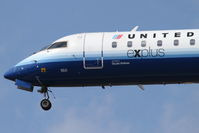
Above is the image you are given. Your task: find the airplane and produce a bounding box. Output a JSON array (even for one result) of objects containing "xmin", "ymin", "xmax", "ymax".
[{"xmin": 4, "ymin": 26, "xmax": 199, "ymax": 111}]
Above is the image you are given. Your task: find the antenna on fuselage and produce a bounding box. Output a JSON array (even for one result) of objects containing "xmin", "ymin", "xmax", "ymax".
[
  {"xmin": 137, "ymin": 84, "xmax": 144, "ymax": 91},
  {"xmin": 131, "ymin": 26, "xmax": 139, "ymax": 32}
]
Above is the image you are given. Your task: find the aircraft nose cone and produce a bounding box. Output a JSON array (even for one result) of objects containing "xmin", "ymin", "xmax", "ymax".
[{"xmin": 4, "ymin": 67, "xmax": 17, "ymax": 81}]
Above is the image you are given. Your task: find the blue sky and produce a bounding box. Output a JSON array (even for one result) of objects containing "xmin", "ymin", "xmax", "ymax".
[{"xmin": 1, "ymin": 0, "xmax": 199, "ymax": 132}]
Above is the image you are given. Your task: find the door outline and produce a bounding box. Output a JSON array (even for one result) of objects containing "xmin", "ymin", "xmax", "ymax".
[{"xmin": 83, "ymin": 33, "xmax": 104, "ymax": 69}]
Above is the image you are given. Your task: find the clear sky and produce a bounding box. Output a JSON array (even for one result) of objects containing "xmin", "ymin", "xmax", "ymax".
[{"xmin": 0, "ymin": 0, "xmax": 199, "ymax": 133}]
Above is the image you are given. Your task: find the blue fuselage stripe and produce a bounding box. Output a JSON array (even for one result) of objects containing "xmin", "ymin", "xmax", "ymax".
[{"xmin": 15, "ymin": 56, "xmax": 199, "ymax": 86}]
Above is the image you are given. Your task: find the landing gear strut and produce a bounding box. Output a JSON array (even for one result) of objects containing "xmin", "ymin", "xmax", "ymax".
[{"xmin": 38, "ymin": 87, "xmax": 52, "ymax": 111}]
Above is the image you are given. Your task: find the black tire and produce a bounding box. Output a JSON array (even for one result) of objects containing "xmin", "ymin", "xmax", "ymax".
[{"xmin": 40, "ymin": 99, "xmax": 52, "ymax": 111}]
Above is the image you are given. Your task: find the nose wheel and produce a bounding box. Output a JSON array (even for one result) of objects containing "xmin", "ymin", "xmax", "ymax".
[
  {"xmin": 40, "ymin": 99, "xmax": 51, "ymax": 111},
  {"xmin": 38, "ymin": 87, "xmax": 54, "ymax": 111}
]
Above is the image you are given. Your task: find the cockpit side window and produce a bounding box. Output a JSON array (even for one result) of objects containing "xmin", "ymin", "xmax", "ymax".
[{"xmin": 48, "ymin": 42, "xmax": 67, "ymax": 49}]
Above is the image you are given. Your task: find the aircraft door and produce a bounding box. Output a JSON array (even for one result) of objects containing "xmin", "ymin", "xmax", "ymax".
[{"xmin": 83, "ymin": 33, "xmax": 104, "ymax": 69}]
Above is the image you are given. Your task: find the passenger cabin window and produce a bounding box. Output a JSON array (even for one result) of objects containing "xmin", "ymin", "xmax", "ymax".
[
  {"xmin": 190, "ymin": 39, "xmax": 195, "ymax": 45},
  {"xmin": 157, "ymin": 40, "xmax": 162, "ymax": 47},
  {"xmin": 174, "ymin": 40, "xmax": 179, "ymax": 46},
  {"xmin": 127, "ymin": 41, "xmax": 132, "ymax": 47},
  {"xmin": 141, "ymin": 41, "xmax": 146, "ymax": 47},
  {"xmin": 112, "ymin": 42, "xmax": 117, "ymax": 48},
  {"xmin": 48, "ymin": 42, "xmax": 67, "ymax": 49}
]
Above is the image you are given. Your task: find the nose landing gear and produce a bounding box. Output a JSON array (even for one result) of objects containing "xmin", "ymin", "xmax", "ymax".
[{"xmin": 38, "ymin": 87, "xmax": 53, "ymax": 111}]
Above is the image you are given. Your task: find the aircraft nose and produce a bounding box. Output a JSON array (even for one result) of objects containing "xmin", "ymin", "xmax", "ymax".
[{"xmin": 4, "ymin": 67, "xmax": 18, "ymax": 81}]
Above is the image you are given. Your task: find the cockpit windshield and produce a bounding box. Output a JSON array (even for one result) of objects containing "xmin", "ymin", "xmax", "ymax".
[
  {"xmin": 40, "ymin": 41, "xmax": 68, "ymax": 51},
  {"xmin": 40, "ymin": 45, "xmax": 51, "ymax": 51},
  {"xmin": 48, "ymin": 42, "xmax": 67, "ymax": 49}
]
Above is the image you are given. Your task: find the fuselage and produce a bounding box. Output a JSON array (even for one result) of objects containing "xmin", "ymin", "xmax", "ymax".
[{"xmin": 4, "ymin": 29, "xmax": 199, "ymax": 88}]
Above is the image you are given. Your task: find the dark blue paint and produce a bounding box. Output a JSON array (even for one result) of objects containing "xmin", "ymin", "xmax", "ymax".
[
  {"xmin": 4, "ymin": 67, "xmax": 18, "ymax": 81},
  {"xmin": 5, "ymin": 57, "xmax": 199, "ymax": 87}
]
